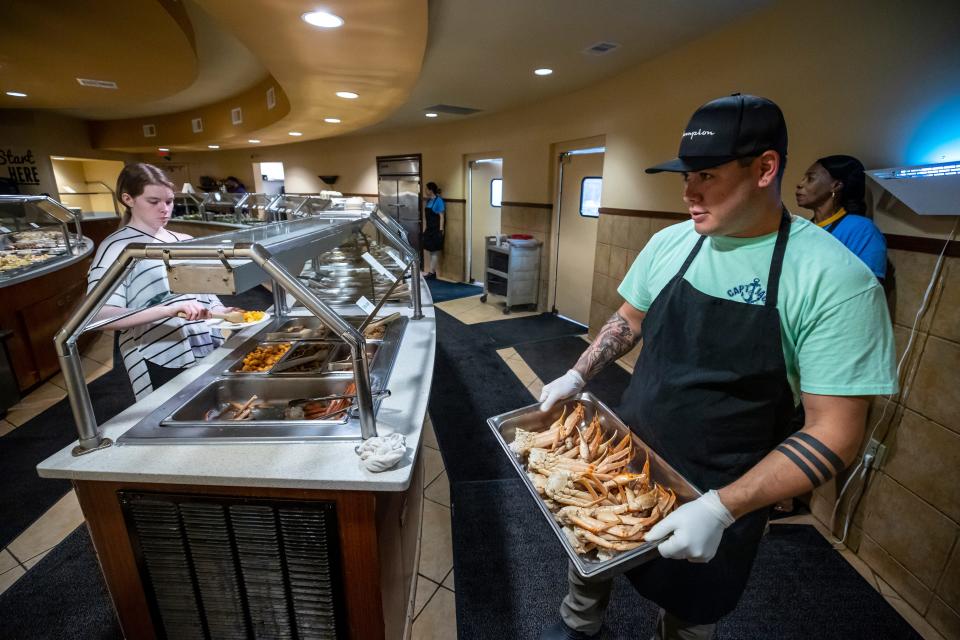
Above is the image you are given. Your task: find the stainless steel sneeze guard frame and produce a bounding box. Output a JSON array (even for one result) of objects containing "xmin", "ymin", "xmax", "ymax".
[
  {"xmin": 54, "ymin": 210, "xmax": 422, "ymax": 454},
  {"xmin": 487, "ymin": 392, "xmax": 702, "ymax": 580}
]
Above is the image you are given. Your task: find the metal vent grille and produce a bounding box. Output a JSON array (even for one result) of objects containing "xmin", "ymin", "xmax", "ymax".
[
  {"xmin": 422, "ymin": 104, "xmax": 482, "ymax": 115},
  {"xmin": 120, "ymin": 492, "xmax": 346, "ymax": 640},
  {"xmin": 583, "ymin": 41, "xmax": 620, "ymax": 55},
  {"xmin": 76, "ymin": 78, "xmax": 118, "ymax": 89}
]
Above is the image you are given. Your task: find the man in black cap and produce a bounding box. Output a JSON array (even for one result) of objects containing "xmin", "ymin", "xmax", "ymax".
[{"xmin": 538, "ymin": 94, "xmax": 897, "ymax": 639}]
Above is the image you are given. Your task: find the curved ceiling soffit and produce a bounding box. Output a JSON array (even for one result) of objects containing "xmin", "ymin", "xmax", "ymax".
[
  {"xmin": 89, "ymin": 76, "xmax": 291, "ymax": 151},
  {"xmin": 90, "ymin": 0, "xmax": 429, "ymax": 151},
  {"xmin": 0, "ymin": 0, "xmax": 197, "ymax": 109}
]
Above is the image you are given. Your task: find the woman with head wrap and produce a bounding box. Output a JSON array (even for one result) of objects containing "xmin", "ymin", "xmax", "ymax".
[{"xmin": 796, "ymin": 155, "xmax": 887, "ymax": 281}]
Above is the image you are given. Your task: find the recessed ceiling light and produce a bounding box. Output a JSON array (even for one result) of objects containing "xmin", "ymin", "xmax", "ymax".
[
  {"xmin": 336, "ymin": 91, "xmax": 358, "ymax": 99},
  {"xmin": 323, "ymin": 118, "xmax": 341, "ymax": 124},
  {"xmin": 534, "ymin": 68, "xmax": 553, "ymax": 76},
  {"xmin": 157, "ymin": 148, "xmax": 169, "ymax": 152},
  {"xmin": 5, "ymin": 91, "xmax": 27, "ymax": 97},
  {"xmin": 248, "ymin": 139, "xmax": 261, "ymax": 144},
  {"xmin": 424, "ymin": 112, "xmax": 438, "ymax": 118},
  {"xmin": 208, "ymin": 144, "xmax": 220, "ymax": 149},
  {"xmin": 288, "ymin": 131, "xmax": 303, "ymax": 136},
  {"xmin": 51, "ymin": 156, "xmax": 66, "ymax": 160},
  {"xmin": 302, "ymin": 11, "xmax": 343, "ymax": 28}
]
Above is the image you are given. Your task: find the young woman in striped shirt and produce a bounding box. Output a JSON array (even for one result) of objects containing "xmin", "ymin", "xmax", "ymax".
[{"xmin": 87, "ymin": 163, "xmax": 236, "ymax": 399}]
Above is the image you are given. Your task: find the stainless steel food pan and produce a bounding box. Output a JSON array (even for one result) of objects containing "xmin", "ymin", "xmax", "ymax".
[
  {"xmin": 221, "ymin": 341, "xmax": 299, "ymax": 375},
  {"xmin": 487, "ymin": 392, "xmax": 702, "ymax": 580},
  {"xmin": 163, "ymin": 376, "xmax": 355, "ymax": 427}
]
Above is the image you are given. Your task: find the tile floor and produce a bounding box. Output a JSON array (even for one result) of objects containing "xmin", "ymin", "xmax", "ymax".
[{"xmin": 0, "ymin": 302, "xmax": 944, "ymax": 639}]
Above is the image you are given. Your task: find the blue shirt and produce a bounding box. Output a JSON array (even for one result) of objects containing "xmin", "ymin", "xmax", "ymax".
[
  {"xmin": 824, "ymin": 213, "xmax": 887, "ymax": 279},
  {"xmin": 426, "ymin": 196, "xmax": 445, "ymax": 215}
]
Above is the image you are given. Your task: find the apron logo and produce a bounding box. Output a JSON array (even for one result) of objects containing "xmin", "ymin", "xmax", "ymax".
[{"xmin": 727, "ymin": 278, "xmax": 766, "ymax": 304}]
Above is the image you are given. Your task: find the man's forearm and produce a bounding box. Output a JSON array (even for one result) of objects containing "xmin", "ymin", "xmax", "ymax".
[
  {"xmin": 573, "ymin": 311, "xmax": 641, "ymax": 381},
  {"xmin": 717, "ymin": 395, "xmax": 869, "ymax": 519}
]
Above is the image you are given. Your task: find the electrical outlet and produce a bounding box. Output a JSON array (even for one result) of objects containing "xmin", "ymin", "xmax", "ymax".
[{"xmin": 864, "ymin": 438, "xmax": 887, "ymax": 468}]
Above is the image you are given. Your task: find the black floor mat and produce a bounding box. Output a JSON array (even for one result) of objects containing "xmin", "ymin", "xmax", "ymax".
[
  {"xmin": 427, "ymin": 279, "xmax": 483, "ymax": 303},
  {"xmin": 452, "ymin": 479, "xmax": 921, "ymax": 640},
  {"xmin": 515, "ymin": 335, "xmax": 632, "ymax": 408},
  {"xmin": 473, "ymin": 312, "xmax": 585, "ymax": 349},
  {"xmin": 0, "ymin": 526, "xmax": 123, "ymax": 640},
  {"xmin": 0, "ymin": 363, "xmax": 134, "ymax": 548},
  {"xmin": 427, "ymin": 310, "xmax": 533, "ymax": 483}
]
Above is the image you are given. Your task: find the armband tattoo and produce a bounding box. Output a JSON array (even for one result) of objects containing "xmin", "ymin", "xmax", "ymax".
[
  {"xmin": 775, "ymin": 432, "xmax": 847, "ymax": 488},
  {"xmin": 573, "ymin": 311, "xmax": 641, "ymax": 381}
]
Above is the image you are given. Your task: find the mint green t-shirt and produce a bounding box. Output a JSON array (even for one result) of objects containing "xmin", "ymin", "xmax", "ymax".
[{"xmin": 617, "ymin": 215, "xmax": 898, "ymax": 403}]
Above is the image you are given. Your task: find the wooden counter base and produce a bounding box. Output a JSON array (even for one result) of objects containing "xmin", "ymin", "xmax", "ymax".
[{"xmin": 74, "ymin": 455, "xmax": 424, "ymax": 640}]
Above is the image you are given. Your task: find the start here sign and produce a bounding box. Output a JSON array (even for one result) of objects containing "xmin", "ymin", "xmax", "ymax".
[{"xmin": 0, "ymin": 148, "xmax": 41, "ymax": 186}]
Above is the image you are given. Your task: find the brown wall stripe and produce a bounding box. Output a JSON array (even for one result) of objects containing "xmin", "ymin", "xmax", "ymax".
[
  {"xmin": 338, "ymin": 192, "xmax": 379, "ymax": 198},
  {"xmin": 598, "ymin": 207, "xmax": 686, "ymax": 221},
  {"xmin": 886, "ymin": 234, "xmax": 960, "ymax": 257},
  {"xmin": 501, "ymin": 201, "xmax": 553, "ymax": 210},
  {"xmin": 444, "ymin": 198, "xmax": 466, "ymax": 204}
]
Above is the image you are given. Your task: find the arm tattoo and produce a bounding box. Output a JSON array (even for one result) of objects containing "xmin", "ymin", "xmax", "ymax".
[
  {"xmin": 775, "ymin": 431, "xmax": 847, "ymax": 488},
  {"xmin": 573, "ymin": 311, "xmax": 641, "ymax": 381}
]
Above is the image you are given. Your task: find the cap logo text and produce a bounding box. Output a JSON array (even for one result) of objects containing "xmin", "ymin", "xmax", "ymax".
[{"xmin": 682, "ymin": 129, "xmax": 715, "ymax": 139}]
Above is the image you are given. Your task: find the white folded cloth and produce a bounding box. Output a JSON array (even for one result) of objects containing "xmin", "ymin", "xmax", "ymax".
[{"xmin": 355, "ymin": 433, "xmax": 407, "ymax": 472}]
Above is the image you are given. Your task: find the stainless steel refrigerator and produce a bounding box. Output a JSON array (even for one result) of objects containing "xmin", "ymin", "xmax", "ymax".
[{"xmin": 377, "ymin": 155, "xmax": 421, "ymax": 253}]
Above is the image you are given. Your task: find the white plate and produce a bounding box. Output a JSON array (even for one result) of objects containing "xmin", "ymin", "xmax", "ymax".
[{"xmin": 210, "ymin": 311, "xmax": 271, "ymax": 330}]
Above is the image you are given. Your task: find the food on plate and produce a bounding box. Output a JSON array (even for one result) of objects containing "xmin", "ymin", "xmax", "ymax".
[
  {"xmin": 511, "ymin": 403, "xmax": 678, "ymax": 560},
  {"xmin": 0, "ymin": 251, "xmax": 53, "ymax": 271},
  {"xmin": 240, "ymin": 310, "xmax": 266, "ymax": 323},
  {"xmin": 239, "ymin": 342, "xmax": 291, "ymax": 372}
]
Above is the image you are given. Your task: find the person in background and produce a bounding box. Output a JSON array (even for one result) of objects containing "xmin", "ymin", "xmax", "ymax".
[
  {"xmin": 422, "ymin": 181, "xmax": 445, "ymax": 279},
  {"xmin": 86, "ymin": 163, "xmax": 236, "ymax": 399},
  {"xmin": 224, "ymin": 176, "xmax": 248, "ymax": 194},
  {"xmin": 795, "ymin": 155, "xmax": 887, "ymax": 282},
  {"xmin": 536, "ymin": 94, "xmax": 897, "ymax": 640}
]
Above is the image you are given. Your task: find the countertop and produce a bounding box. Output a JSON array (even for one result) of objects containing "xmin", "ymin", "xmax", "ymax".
[{"xmin": 37, "ymin": 281, "xmax": 436, "ymax": 492}]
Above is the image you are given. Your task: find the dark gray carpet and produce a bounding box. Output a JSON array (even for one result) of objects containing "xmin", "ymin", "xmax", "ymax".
[
  {"xmin": 452, "ymin": 479, "xmax": 922, "ymax": 640},
  {"xmin": 0, "ymin": 526, "xmax": 122, "ymax": 640},
  {"xmin": 427, "ymin": 309, "xmax": 531, "ymax": 483},
  {"xmin": 515, "ymin": 334, "xmax": 631, "ymax": 409},
  {"xmin": 473, "ymin": 312, "xmax": 585, "ymax": 349},
  {"xmin": 0, "ymin": 362, "xmax": 133, "ymax": 548},
  {"xmin": 427, "ymin": 279, "xmax": 483, "ymax": 303}
]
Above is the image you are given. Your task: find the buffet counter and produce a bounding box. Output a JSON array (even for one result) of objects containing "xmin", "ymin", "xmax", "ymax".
[{"xmin": 37, "ymin": 210, "xmax": 435, "ymax": 640}]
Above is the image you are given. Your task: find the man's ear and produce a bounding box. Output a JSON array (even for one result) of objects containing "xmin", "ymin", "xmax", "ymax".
[{"xmin": 756, "ymin": 150, "xmax": 780, "ymax": 188}]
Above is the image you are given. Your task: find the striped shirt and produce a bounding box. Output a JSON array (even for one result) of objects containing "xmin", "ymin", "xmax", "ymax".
[{"xmin": 87, "ymin": 225, "xmax": 224, "ymax": 400}]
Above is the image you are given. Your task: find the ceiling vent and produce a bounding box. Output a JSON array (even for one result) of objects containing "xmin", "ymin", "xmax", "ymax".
[
  {"xmin": 76, "ymin": 78, "xmax": 118, "ymax": 89},
  {"xmin": 583, "ymin": 41, "xmax": 620, "ymax": 56},
  {"xmin": 423, "ymin": 104, "xmax": 482, "ymax": 116}
]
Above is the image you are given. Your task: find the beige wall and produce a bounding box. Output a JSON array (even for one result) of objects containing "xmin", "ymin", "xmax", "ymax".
[
  {"xmin": 469, "ymin": 159, "xmax": 502, "ymax": 282},
  {"xmin": 50, "ymin": 160, "xmax": 92, "ymax": 212}
]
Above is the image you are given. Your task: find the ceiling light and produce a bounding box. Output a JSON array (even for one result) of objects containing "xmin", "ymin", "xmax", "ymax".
[
  {"xmin": 5, "ymin": 91, "xmax": 27, "ymax": 97},
  {"xmin": 51, "ymin": 156, "xmax": 66, "ymax": 160},
  {"xmin": 157, "ymin": 148, "xmax": 169, "ymax": 152},
  {"xmin": 424, "ymin": 112, "xmax": 438, "ymax": 118},
  {"xmin": 336, "ymin": 91, "xmax": 358, "ymax": 99},
  {"xmin": 208, "ymin": 144, "xmax": 220, "ymax": 149},
  {"xmin": 302, "ymin": 11, "xmax": 343, "ymax": 28},
  {"xmin": 248, "ymin": 139, "xmax": 261, "ymax": 144},
  {"xmin": 534, "ymin": 68, "xmax": 553, "ymax": 76},
  {"xmin": 324, "ymin": 118, "xmax": 341, "ymax": 124},
  {"xmin": 288, "ymin": 131, "xmax": 303, "ymax": 136}
]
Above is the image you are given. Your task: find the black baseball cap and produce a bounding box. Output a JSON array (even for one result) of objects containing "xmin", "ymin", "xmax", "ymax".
[{"xmin": 645, "ymin": 93, "xmax": 788, "ymax": 174}]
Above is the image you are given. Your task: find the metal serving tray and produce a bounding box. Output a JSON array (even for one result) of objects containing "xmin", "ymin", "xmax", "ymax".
[
  {"xmin": 487, "ymin": 392, "xmax": 701, "ymax": 580},
  {"xmin": 164, "ymin": 376, "xmax": 354, "ymax": 426},
  {"xmin": 265, "ymin": 314, "xmax": 405, "ymax": 342}
]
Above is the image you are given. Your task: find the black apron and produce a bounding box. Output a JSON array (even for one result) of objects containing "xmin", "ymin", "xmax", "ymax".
[
  {"xmin": 619, "ymin": 210, "xmax": 796, "ymax": 624},
  {"xmin": 422, "ymin": 198, "xmax": 444, "ymax": 251}
]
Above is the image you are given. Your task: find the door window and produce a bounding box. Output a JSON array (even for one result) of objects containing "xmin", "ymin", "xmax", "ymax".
[
  {"xmin": 580, "ymin": 177, "xmax": 602, "ymax": 217},
  {"xmin": 491, "ymin": 179, "xmax": 503, "ymax": 207}
]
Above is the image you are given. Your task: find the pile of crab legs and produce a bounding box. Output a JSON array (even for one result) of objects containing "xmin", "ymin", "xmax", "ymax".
[{"xmin": 511, "ymin": 403, "xmax": 677, "ymax": 559}]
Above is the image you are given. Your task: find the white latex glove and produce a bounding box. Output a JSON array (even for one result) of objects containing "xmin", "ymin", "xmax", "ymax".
[
  {"xmin": 539, "ymin": 369, "xmax": 585, "ymax": 412},
  {"xmin": 645, "ymin": 490, "xmax": 735, "ymax": 562}
]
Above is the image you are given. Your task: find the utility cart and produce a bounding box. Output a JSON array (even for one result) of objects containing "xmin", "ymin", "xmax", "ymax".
[{"xmin": 480, "ymin": 236, "xmax": 542, "ymax": 313}]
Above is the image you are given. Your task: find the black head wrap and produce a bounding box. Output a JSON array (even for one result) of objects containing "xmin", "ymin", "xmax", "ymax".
[{"xmin": 817, "ymin": 155, "xmax": 866, "ymax": 215}]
